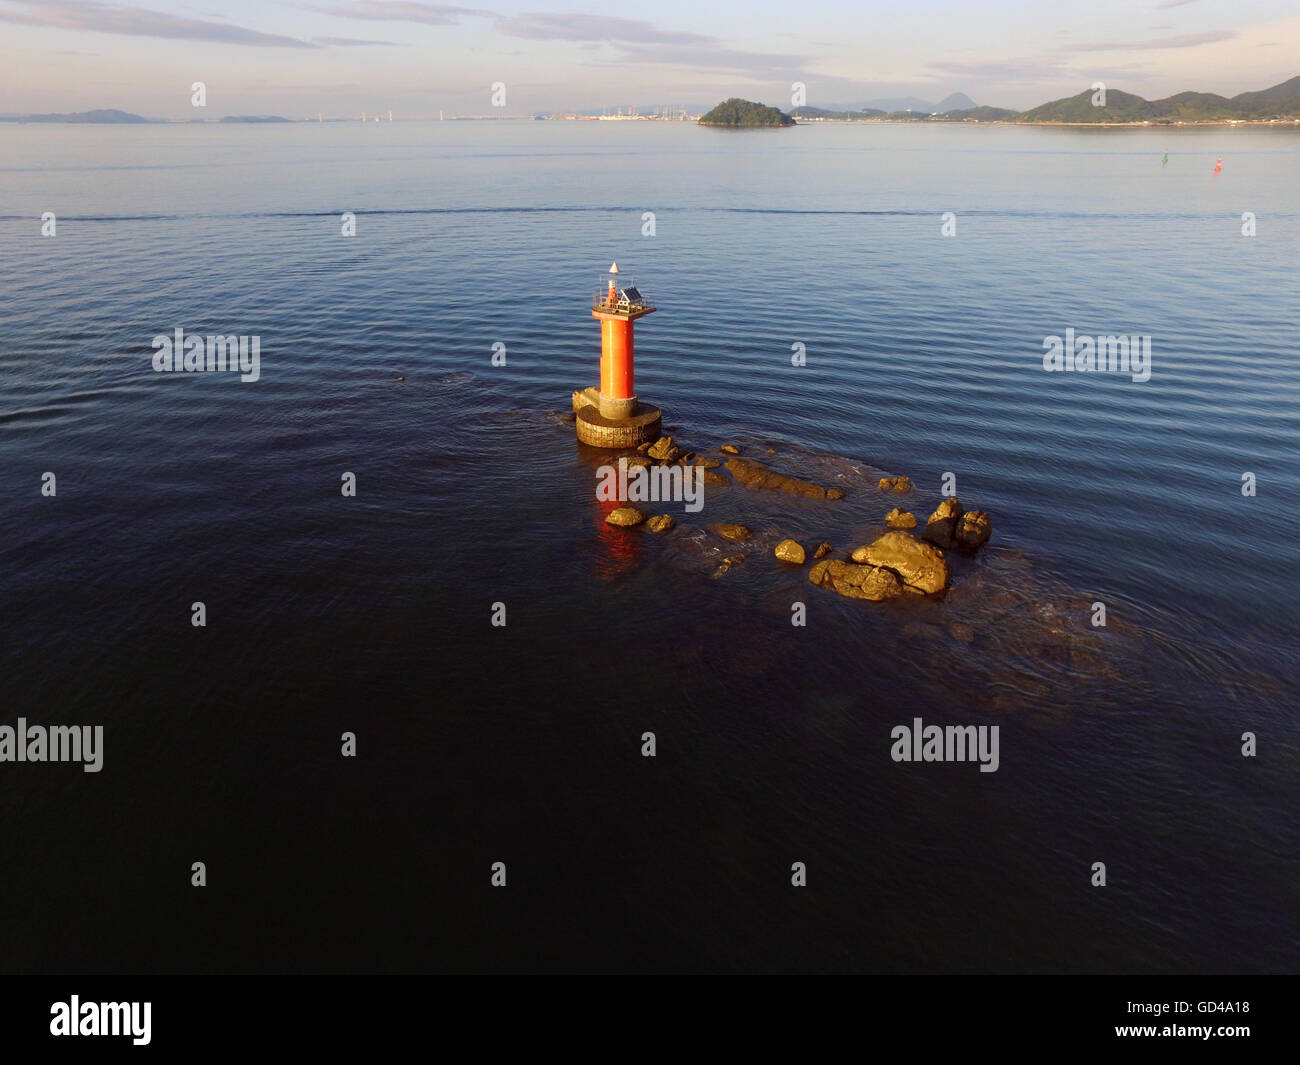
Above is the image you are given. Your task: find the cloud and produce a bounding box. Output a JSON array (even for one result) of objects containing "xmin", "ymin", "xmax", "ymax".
[
  {"xmin": 494, "ymin": 13, "xmax": 712, "ymax": 46},
  {"xmin": 0, "ymin": 0, "xmax": 317, "ymax": 46},
  {"xmin": 303, "ymin": 5, "xmax": 807, "ymax": 80},
  {"xmin": 310, "ymin": 1, "xmax": 488, "ymax": 23},
  {"xmin": 489, "ymin": 12, "xmax": 806, "ymax": 77},
  {"xmin": 1063, "ymin": 30, "xmax": 1238, "ymax": 52},
  {"xmin": 613, "ymin": 42, "xmax": 808, "ymax": 76},
  {"xmin": 315, "ymin": 35, "xmax": 410, "ymax": 46},
  {"xmin": 926, "ymin": 57, "xmax": 1074, "ymax": 82},
  {"xmin": 1156, "ymin": 0, "xmax": 1201, "ymax": 8}
]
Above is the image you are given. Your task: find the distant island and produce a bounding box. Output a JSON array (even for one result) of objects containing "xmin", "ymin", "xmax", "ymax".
[
  {"xmin": 791, "ymin": 75, "xmax": 1300, "ymax": 125},
  {"xmin": 0, "ymin": 108, "xmax": 149, "ymax": 124},
  {"xmin": 0, "ymin": 109, "xmax": 292, "ymax": 124},
  {"xmin": 699, "ymin": 98, "xmax": 795, "ymax": 128}
]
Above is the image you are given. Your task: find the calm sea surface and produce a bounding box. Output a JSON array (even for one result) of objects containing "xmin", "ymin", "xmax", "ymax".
[{"xmin": 1, "ymin": 120, "xmax": 1297, "ymax": 972}]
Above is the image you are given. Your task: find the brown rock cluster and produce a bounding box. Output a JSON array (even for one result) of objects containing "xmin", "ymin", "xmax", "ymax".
[{"xmin": 921, "ymin": 498, "xmax": 992, "ymax": 552}]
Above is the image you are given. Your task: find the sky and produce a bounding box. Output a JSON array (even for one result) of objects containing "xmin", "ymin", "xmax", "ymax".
[{"xmin": 0, "ymin": 0, "xmax": 1296, "ymax": 117}]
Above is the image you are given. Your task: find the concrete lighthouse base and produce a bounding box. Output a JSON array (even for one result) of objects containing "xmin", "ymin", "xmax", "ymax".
[{"xmin": 572, "ymin": 387, "xmax": 662, "ymax": 448}]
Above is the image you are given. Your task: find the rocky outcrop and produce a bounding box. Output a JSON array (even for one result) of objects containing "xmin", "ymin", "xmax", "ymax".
[
  {"xmin": 851, "ymin": 531, "xmax": 950, "ymax": 595},
  {"xmin": 921, "ymin": 498, "xmax": 962, "ymax": 548},
  {"xmin": 646, "ymin": 514, "xmax": 676, "ymax": 533},
  {"xmin": 606, "ymin": 507, "xmax": 646, "ymax": 527},
  {"xmin": 647, "ymin": 436, "xmax": 683, "ymax": 462},
  {"xmin": 712, "ymin": 523, "xmax": 753, "ymax": 543},
  {"xmin": 955, "ymin": 509, "xmax": 992, "ymax": 551},
  {"xmin": 812, "ymin": 541, "xmax": 833, "ymax": 559},
  {"xmin": 885, "ymin": 508, "xmax": 917, "ymax": 529},
  {"xmin": 808, "ymin": 560, "xmax": 904, "ymax": 601},
  {"xmin": 922, "ymin": 498, "xmax": 991, "ymax": 552},
  {"xmin": 720, "ymin": 444, "xmax": 740, "ymax": 455},
  {"xmin": 774, "ymin": 539, "xmax": 806, "ymax": 564},
  {"xmin": 878, "ymin": 476, "xmax": 913, "ymax": 493},
  {"xmin": 725, "ymin": 457, "xmax": 830, "ymax": 500}
]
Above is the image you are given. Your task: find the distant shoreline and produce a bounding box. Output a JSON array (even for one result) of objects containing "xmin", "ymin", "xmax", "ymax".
[
  {"xmin": 795, "ymin": 117, "xmax": 1300, "ymax": 127},
  {"xmin": 4, "ymin": 117, "xmax": 1297, "ymax": 128}
]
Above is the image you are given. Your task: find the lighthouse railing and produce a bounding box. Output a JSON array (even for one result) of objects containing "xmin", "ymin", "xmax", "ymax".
[{"xmin": 593, "ymin": 291, "xmax": 654, "ymax": 314}]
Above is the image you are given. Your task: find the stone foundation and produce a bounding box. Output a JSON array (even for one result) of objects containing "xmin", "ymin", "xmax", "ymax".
[{"xmin": 572, "ymin": 388, "xmax": 662, "ymax": 448}]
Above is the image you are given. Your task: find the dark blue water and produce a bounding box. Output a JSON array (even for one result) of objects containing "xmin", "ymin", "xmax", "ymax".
[{"xmin": 1, "ymin": 121, "xmax": 1297, "ymax": 972}]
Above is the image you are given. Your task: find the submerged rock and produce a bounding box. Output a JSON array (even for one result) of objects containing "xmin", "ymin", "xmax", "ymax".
[
  {"xmin": 646, "ymin": 514, "xmax": 676, "ymax": 533},
  {"xmin": 725, "ymin": 457, "xmax": 828, "ymax": 500},
  {"xmin": 827, "ymin": 488, "xmax": 845, "ymax": 500},
  {"xmin": 721, "ymin": 444, "xmax": 740, "ymax": 455},
  {"xmin": 712, "ymin": 553, "xmax": 746, "ymax": 578},
  {"xmin": 879, "ymin": 476, "xmax": 913, "ymax": 494},
  {"xmin": 712, "ymin": 523, "xmax": 753, "ymax": 543},
  {"xmin": 606, "ymin": 507, "xmax": 646, "ymax": 527},
  {"xmin": 851, "ymin": 531, "xmax": 950, "ymax": 595},
  {"xmin": 696, "ymin": 457, "xmax": 721, "ymax": 469},
  {"xmin": 808, "ymin": 560, "xmax": 904, "ymax": 601},
  {"xmin": 885, "ymin": 508, "xmax": 917, "ymax": 529},
  {"xmin": 774, "ymin": 539, "xmax": 806, "ymax": 565},
  {"xmin": 702, "ymin": 469, "xmax": 730, "ymax": 487},
  {"xmin": 947, "ymin": 620, "xmax": 977, "ymax": 645}
]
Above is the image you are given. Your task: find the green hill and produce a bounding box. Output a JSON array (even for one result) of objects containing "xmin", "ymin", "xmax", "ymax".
[
  {"xmin": 1228, "ymin": 74, "xmax": 1300, "ymax": 115},
  {"xmin": 792, "ymin": 106, "xmax": 886, "ymax": 120},
  {"xmin": 699, "ymin": 98, "xmax": 795, "ymax": 127},
  {"xmin": 1017, "ymin": 77, "xmax": 1300, "ymax": 122},
  {"xmin": 940, "ymin": 106, "xmax": 1020, "ymax": 121},
  {"xmin": 1017, "ymin": 88, "xmax": 1152, "ymax": 123}
]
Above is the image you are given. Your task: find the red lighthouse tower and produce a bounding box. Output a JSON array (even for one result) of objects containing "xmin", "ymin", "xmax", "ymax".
[{"xmin": 574, "ymin": 262, "xmax": 663, "ymax": 447}]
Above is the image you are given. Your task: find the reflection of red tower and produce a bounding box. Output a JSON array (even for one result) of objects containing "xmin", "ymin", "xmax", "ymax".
[
  {"xmin": 590, "ymin": 262, "xmax": 655, "ymax": 421},
  {"xmin": 594, "ymin": 496, "xmax": 639, "ymax": 581}
]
